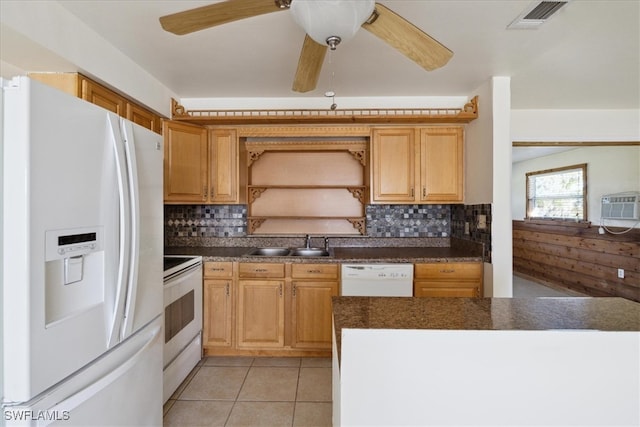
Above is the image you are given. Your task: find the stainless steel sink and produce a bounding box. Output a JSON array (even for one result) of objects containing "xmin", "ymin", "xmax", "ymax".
[
  {"xmin": 245, "ymin": 247, "xmax": 291, "ymax": 256},
  {"xmin": 244, "ymin": 247, "xmax": 331, "ymax": 257},
  {"xmin": 290, "ymin": 248, "xmax": 330, "ymax": 257}
]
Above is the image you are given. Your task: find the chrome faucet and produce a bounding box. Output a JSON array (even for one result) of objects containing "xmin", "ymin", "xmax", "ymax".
[
  {"xmin": 324, "ymin": 237, "xmax": 330, "ymax": 252},
  {"xmin": 305, "ymin": 234, "xmax": 311, "ymax": 249}
]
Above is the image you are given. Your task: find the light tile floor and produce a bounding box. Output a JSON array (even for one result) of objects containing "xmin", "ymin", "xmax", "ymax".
[
  {"xmin": 163, "ymin": 357, "xmax": 332, "ymax": 427},
  {"xmin": 513, "ymin": 274, "xmax": 586, "ymax": 297}
]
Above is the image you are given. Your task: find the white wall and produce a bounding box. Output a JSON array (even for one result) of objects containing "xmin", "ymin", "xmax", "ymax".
[
  {"xmin": 491, "ymin": 78, "xmax": 513, "ymax": 298},
  {"xmin": 512, "ymin": 145, "xmax": 640, "ymax": 228},
  {"xmin": 0, "ymin": 1, "xmax": 176, "ymax": 117},
  {"xmin": 512, "ymin": 109, "xmax": 640, "ymax": 142},
  {"xmin": 465, "ymin": 77, "xmax": 512, "ymax": 297}
]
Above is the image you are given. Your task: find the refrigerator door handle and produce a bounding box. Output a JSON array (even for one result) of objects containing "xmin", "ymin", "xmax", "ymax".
[
  {"xmin": 120, "ymin": 120, "xmax": 141, "ymax": 339},
  {"xmin": 107, "ymin": 114, "xmax": 132, "ymax": 348}
]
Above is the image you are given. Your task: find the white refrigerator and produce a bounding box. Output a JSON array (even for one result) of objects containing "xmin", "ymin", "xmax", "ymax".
[{"xmin": 1, "ymin": 77, "xmax": 164, "ymax": 426}]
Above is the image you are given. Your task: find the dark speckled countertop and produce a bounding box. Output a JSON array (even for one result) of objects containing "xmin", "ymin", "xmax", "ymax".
[
  {"xmin": 165, "ymin": 242, "xmax": 483, "ymax": 263},
  {"xmin": 332, "ymin": 296, "xmax": 640, "ymax": 360},
  {"xmin": 165, "ymin": 237, "xmax": 484, "ymax": 263}
]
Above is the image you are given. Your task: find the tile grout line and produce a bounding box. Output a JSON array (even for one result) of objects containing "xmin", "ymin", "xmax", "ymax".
[
  {"xmin": 223, "ymin": 357, "xmax": 255, "ymax": 426},
  {"xmin": 291, "ymin": 363, "xmax": 302, "ymax": 427}
]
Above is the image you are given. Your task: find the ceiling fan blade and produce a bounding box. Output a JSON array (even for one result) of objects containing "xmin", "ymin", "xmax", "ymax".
[
  {"xmin": 292, "ymin": 35, "xmax": 328, "ymax": 93},
  {"xmin": 160, "ymin": 0, "xmax": 285, "ymax": 35},
  {"xmin": 362, "ymin": 3, "xmax": 453, "ymax": 71}
]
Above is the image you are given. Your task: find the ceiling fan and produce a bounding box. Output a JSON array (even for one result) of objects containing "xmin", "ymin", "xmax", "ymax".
[{"xmin": 159, "ymin": 0, "xmax": 453, "ymax": 93}]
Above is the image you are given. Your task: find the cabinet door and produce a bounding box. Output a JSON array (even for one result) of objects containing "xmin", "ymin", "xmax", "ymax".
[
  {"xmin": 203, "ymin": 279, "xmax": 232, "ymax": 348},
  {"xmin": 291, "ymin": 281, "xmax": 338, "ymax": 349},
  {"xmin": 419, "ymin": 127, "xmax": 463, "ymax": 202},
  {"xmin": 237, "ymin": 280, "xmax": 285, "ymax": 348},
  {"xmin": 371, "ymin": 128, "xmax": 416, "ymax": 202},
  {"xmin": 127, "ymin": 103, "xmax": 162, "ymax": 134},
  {"xmin": 163, "ymin": 121, "xmax": 208, "ymax": 203},
  {"xmin": 209, "ymin": 129, "xmax": 239, "ymax": 203},
  {"xmin": 80, "ymin": 77, "xmax": 126, "ymax": 116}
]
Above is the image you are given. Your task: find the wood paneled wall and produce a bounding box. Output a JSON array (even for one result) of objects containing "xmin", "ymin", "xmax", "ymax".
[{"xmin": 513, "ymin": 220, "xmax": 639, "ymax": 302}]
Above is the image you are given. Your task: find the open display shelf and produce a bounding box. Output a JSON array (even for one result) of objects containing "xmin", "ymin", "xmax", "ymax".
[{"xmin": 246, "ymin": 140, "xmax": 368, "ymax": 235}]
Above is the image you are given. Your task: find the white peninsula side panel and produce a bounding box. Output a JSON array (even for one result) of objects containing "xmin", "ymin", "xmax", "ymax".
[{"xmin": 335, "ymin": 329, "xmax": 639, "ymax": 426}]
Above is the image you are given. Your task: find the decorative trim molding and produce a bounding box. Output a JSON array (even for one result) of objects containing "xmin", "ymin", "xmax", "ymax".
[
  {"xmin": 347, "ymin": 218, "xmax": 366, "ymax": 235},
  {"xmin": 245, "ymin": 140, "xmax": 368, "ymax": 167},
  {"xmin": 347, "ymin": 187, "xmax": 367, "ymax": 204},
  {"xmin": 170, "ymin": 96, "xmax": 478, "ymax": 126}
]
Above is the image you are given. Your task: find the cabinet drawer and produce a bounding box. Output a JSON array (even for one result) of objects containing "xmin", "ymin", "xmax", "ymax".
[
  {"xmin": 203, "ymin": 262, "xmax": 233, "ymax": 278},
  {"xmin": 239, "ymin": 262, "xmax": 285, "ymax": 278},
  {"xmin": 414, "ymin": 284, "xmax": 479, "ymax": 298},
  {"xmin": 414, "ymin": 262, "xmax": 482, "ymax": 280},
  {"xmin": 291, "ymin": 263, "xmax": 339, "ymax": 279}
]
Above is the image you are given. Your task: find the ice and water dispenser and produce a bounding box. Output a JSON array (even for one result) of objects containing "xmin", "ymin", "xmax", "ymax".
[{"xmin": 45, "ymin": 227, "xmax": 105, "ymax": 326}]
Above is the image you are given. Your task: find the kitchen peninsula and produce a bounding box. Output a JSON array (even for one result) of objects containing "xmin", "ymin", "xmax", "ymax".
[{"xmin": 331, "ymin": 296, "xmax": 640, "ymax": 426}]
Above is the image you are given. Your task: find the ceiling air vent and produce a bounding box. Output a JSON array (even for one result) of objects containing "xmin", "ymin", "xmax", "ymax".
[{"xmin": 508, "ymin": 1, "xmax": 571, "ymax": 29}]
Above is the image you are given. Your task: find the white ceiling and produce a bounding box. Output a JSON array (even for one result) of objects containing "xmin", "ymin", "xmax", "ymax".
[{"xmin": 45, "ymin": 0, "xmax": 639, "ymax": 110}]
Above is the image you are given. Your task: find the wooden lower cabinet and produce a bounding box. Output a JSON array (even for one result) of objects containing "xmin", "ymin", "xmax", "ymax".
[
  {"xmin": 203, "ymin": 262, "xmax": 234, "ymax": 349},
  {"xmin": 291, "ymin": 264, "xmax": 339, "ymax": 350},
  {"xmin": 237, "ymin": 279, "xmax": 285, "ymax": 349},
  {"xmin": 414, "ymin": 262, "xmax": 483, "ymax": 297},
  {"xmin": 203, "ymin": 261, "xmax": 336, "ymax": 356},
  {"xmin": 203, "ymin": 279, "xmax": 232, "ymax": 347}
]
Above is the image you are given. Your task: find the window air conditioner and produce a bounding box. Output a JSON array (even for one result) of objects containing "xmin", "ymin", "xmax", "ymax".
[{"xmin": 600, "ymin": 192, "xmax": 640, "ymax": 220}]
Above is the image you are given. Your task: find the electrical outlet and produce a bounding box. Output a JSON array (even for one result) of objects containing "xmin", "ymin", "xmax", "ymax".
[
  {"xmin": 477, "ymin": 214, "xmax": 487, "ymax": 230},
  {"xmin": 617, "ymin": 268, "xmax": 625, "ymax": 279},
  {"xmin": 464, "ymin": 222, "xmax": 470, "ymax": 234}
]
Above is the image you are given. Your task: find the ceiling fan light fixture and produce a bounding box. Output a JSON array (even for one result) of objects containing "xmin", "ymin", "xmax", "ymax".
[{"xmin": 289, "ymin": 0, "xmax": 375, "ymax": 47}]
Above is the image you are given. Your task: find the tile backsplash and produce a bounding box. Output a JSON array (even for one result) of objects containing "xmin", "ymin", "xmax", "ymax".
[
  {"xmin": 165, "ymin": 203, "xmax": 491, "ymax": 261},
  {"xmin": 165, "ymin": 205, "xmax": 247, "ymax": 237},
  {"xmin": 165, "ymin": 204, "xmax": 453, "ymax": 239},
  {"xmin": 451, "ymin": 203, "xmax": 492, "ymax": 262},
  {"xmin": 365, "ymin": 204, "xmax": 451, "ymax": 237}
]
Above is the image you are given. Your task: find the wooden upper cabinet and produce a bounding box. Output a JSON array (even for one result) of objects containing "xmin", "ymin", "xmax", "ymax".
[
  {"xmin": 419, "ymin": 127, "xmax": 464, "ymax": 202},
  {"xmin": 127, "ymin": 102, "xmax": 162, "ymax": 134},
  {"xmin": 163, "ymin": 121, "xmax": 208, "ymax": 203},
  {"xmin": 164, "ymin": 124, "xmax": 244, "ymax": 204},
  {"xmin": 80, "ymin": 78, "xmax": 126, "ymax": 116},
  {"xmin": 371, "ymin": 128, "xmax": 416, "ymax": 202},
  {"xmin": 28, "ymin": 72, "xmax": 164, "ymax": 134},
  {"xmin": 371, "ymin": 126, "xmax": 464, "ymax": 204},
  {"xmin": 209, "ymin": 129, "xmax": 239, "ymax": 203}
]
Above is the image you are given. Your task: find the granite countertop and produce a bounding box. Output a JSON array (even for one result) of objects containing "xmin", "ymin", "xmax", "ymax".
[
  {"xmin": 332, "ymin": 296, "xmax": 640, "ymax": 359},
  {"xmin": 164, "ymin": 245, "xmax": 483, "ymax": 263}
]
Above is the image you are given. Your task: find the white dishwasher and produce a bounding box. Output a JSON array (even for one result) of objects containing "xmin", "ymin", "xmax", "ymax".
[{"xmin": 341, "ymin": 264, "xmax": 414, "ymax": 296}]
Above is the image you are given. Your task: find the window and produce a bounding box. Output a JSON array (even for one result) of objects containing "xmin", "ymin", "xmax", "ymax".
[{"xmin": 526, "ymin": 163, "xmax": 587, "ymax": 221}]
